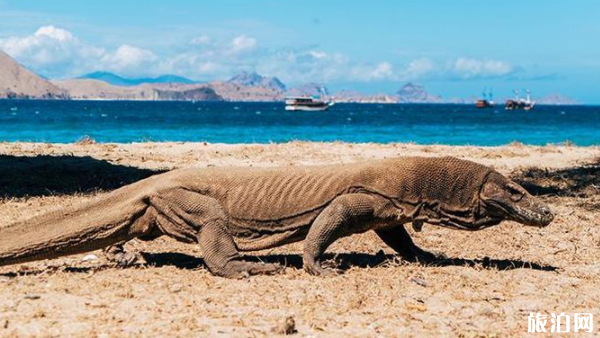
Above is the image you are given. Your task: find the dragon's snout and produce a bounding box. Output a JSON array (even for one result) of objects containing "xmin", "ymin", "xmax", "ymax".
[
  {"xmin": 539, "ymin": 205, "xmax": 554, "ymax": 226},
  {"xmin": 511, "ymin": 199, "xmax": 554, "ymax": 227},
  {"xmin": 480, "ymin": 173, "xmax": 555, "ymax": 228}
]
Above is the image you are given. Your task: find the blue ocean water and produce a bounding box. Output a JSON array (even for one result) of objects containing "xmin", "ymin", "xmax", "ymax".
[{"xmin": 0, "ymin": 100, "xmax": 598, "ymax": 145}]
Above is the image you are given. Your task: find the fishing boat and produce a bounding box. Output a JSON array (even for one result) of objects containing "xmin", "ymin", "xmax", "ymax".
[
  {"xmin": 505, "ymin": 90, "xmax": 535, "ymax": 111},
  {"xmin": 285, "ymin": 88, "xmax": 334, "ymax": 111},
  {"xmin": 475, "ymin": 90, "xmax": 495, "ymax": 109}
]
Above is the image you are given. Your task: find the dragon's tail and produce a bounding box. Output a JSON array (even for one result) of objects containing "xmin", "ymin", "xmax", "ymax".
[{"xmin": 0, "ymin": 184, "xmax": 153, "ymax": 267}]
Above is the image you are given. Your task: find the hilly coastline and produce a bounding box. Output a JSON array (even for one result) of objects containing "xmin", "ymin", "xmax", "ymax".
[
  {"xmin": 0, "ymin": 50, "xmax": 68, "ymax": 99},
  {"xmin": 0, "ymin": 49, "xmax": 577, "ymax": 104},
  {"xmin": 51, "ymin": 72, "xmax": 458, "ymax": 104}
]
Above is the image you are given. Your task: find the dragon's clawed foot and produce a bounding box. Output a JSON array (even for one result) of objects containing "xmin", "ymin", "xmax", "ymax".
[
  {"xmin": 304, "ymin": 260, "xmax": 343, "ymax": 277},
  {"xmin": 104, "ymin": 244, "xmax": 146, "ymax": 267},
  {"xmin": 407, "ymin": 249, "xmax": 448, "ymax": 263},
  {"xmin": 402, "ymin": 247, "xmax": 447, "ymax": 263}
]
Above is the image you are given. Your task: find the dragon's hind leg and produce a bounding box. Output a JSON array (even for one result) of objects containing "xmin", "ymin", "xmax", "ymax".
[
  {"xmin": 149, "ymin": 189, "xmax": 283, "ymax": 278},
  {"xmin": 375, "ymin": 225, "xmax": 446, "ymax": 262},
  {"xmin": 103, "ymin": 209, "xmax": 163, "ymax": 267}
]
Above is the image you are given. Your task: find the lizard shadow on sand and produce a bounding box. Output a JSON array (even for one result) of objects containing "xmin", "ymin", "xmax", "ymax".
[
  {"xmin": 140, "ymin": 251, "xmax": 558, "ymax": 273},
  {"xmin": 0, "ymin": 252, "xmax": 556, "ymax": 278},
  {"xmin": 0, "ymin": 154, "xmax": 163, "ymax": 198}
]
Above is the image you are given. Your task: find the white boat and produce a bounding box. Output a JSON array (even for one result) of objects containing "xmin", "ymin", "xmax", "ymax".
[
  {"xmin": 284, "ymin": 97, "xmax": 334, "ymax": 111},
  {"xmin": 285, "ymin": 88, "xmax": 334, "ymax": 111}
]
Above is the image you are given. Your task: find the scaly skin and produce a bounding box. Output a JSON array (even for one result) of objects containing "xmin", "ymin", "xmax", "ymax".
[{"xmin": 0, "ymin": 157, "xmax": 553, "ymax": 278}]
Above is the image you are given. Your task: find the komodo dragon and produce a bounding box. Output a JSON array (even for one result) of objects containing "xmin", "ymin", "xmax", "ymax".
[{"xmin": 0, "ymin": 156, "xmax": 553, "ymax": 278}]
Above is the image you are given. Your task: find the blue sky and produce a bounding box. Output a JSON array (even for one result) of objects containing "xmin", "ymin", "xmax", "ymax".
[{"xmin": 0, "ymin": 0, "xmax": 599, "ymax": 103}]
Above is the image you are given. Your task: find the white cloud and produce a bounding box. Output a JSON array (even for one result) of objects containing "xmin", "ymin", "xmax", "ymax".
[
  {"xmin": 257, "ymin": 49, "xmax": 349, "ymax": 84},
  {"xmin": 403, "ymin": 58, "xmax": 436, "ymax": 79},
  {"xmin": 347, "ymin": 57, "xmax": 513, "ymax": 83},
  {"xmin": 451, "ymin": 57, "xmax": 513, "ymax": 79},
  {"xmin": 100, "ymin": 44, "xmax": 157, "ymax": 75},
  {"xmin": 307, "ymin": 50, "xmax": 327, "ymax": 59},
  {"xmin": 196, "ymin": 61, "xmax": 221, "ymax": 73},
  {"xmin": 350, "ymin": 62, "xmax": 396, "ymax": 81},
  {"xmin": 349, "ymin": 58, "xmax": 437, "ymax": 82},
  {"xmin": 34, "ymin": 26, "xmax": 74, "ymax": 42},
  {"xmin": 189, "ymin": 35, "xmax": 211, "ymax": 46},
  {"xmin": 0, "ymin": 26, "xmax": 518, "ymax": 84},
  {"xmin": 369, "ymin": 62, "xmax": 395, "ymax": 80},
  {"xmin": 229, "ymin": 35, "xmax": 257, "ymax": 54},
  {"xmin": 0, "ymin": 25, "xmax": 104, "ymax": 77},
  {"xmin": 158, "ymin": 51, "xmax": 227, "ymax": 78},
  {"xmin": 0, "ymin": 25, "xmax": 158, "ymax": 78}
]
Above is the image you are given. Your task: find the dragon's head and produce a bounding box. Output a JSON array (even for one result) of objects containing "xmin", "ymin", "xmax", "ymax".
[{"xmin": 478, "ymin": 171, "xmax": 553, "ymax": 227}]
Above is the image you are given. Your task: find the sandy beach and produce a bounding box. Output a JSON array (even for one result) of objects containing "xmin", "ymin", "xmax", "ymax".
[{"xmin": 0, "ymin": 141, "xmax": 599, "ymax": 336}]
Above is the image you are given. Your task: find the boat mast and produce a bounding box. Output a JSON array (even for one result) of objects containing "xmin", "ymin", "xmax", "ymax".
[
  {"xmin": 320, "ymin": 87, "xmax": 328, "ymax": 101},
  {"xmin": 513, "ymin": 89, "xmax": 520, "ymax": 102}
]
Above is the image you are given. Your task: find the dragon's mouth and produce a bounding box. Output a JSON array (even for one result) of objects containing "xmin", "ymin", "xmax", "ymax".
[
  {"xmin": 425, "ymin": 214, "xmax": 503, "ymax": 231},
  {"xmin": 486, "ymin": 199, "xmax": 553, "ymax": 227}
]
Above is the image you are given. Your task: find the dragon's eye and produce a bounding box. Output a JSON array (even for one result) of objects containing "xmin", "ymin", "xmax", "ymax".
[{"xmin": 506, "ymin": 183, "xmax": 524, "ymax": 202}]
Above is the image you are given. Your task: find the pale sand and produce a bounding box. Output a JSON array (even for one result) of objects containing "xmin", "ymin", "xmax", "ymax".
[{"xmin": 0, "ymin": 142, "xmax": 599, "ymax": 337}]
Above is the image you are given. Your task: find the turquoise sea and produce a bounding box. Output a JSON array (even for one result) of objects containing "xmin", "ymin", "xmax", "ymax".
[{"xmin": 0, "ymin": 100, "xmax": 598, "ymax": 145}]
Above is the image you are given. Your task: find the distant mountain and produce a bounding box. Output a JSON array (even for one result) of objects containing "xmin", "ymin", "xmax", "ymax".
[
  {"xmin": 52, "ymin": 79, "xmax": 157, "ymax": 100},
  {"xmin": 227, "ymin": 71, "xmax": 286, "ymax": 92},
  {"xmin": 154, "ymin": 87, "xmax": 223, "ymax": 101},
  {"xmin": 203, "ymin": 71, "xmax": 286, "ymax": 101},
  {"xmin": 79, "ymin": 71, "xmax": 196, "ymax": 86},
  {"xmin": 395, "ymin": 83, "xmax": 442, "ymax": 103},
  {"xmin": 332, "ymin": 90, "xmax": 396, "ymax": 103},
  {"xmin": 537, "ymin": 94, "xmax": 578, "ymax": 105},
  {"xmin": 285, "ymin": 83, "xmax": 327, "ymax": 97},
  {"xmin": 53, "ymin": 79, "xmax": 222, "ymax": 101},
  {"xmin": 331, "ymin": 83, "xmax": 443, "ymax": 104},
  {"xmin": 0, "ymin": 49, "xmax": 68, "ymax": 99},
  {"xmin": 55, "ymin": 70, "xmax": 285, "ymax": 101}
]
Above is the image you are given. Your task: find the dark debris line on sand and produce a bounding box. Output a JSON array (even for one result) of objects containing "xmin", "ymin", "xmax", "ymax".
[{"xmin": 511, "ymin": 158, "xmax": 600, "ymax": 210}]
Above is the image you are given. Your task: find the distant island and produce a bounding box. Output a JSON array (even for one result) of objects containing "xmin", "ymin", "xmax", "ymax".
[
  {"xmin": 78, "ymin": 71, "xmax": 196, "ymax": 87},
  {"xmin": 0, "ymin": 49, "xmax": 578, "ymax": 105}
]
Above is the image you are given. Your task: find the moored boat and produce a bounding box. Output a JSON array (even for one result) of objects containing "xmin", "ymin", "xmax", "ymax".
[
  {"xmin": 284, "ymin": 97, "xmax": 334, "ymax": 111},
  {"xmin": 475, "ymin": 90, "xmax": 495, "ymax": 109},
  {"xmin": 505, "ymin": 90, "xmax": 535, "ymax": 111},
  {"xmin": 285, "ymin": 87, "xmax": 334, "ymax": 111}
]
